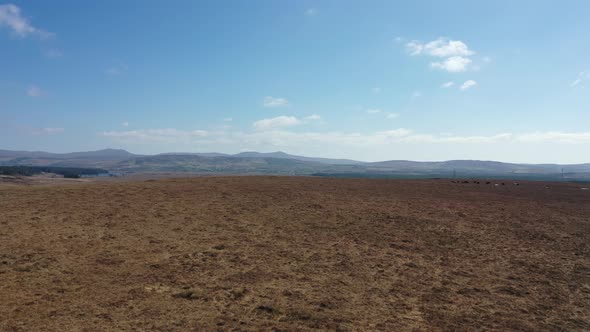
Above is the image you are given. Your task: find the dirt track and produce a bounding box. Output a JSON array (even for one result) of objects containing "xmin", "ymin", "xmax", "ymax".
[{"xmin": 1, "ymin": 177, "xmax": 589, "ymax": 331}]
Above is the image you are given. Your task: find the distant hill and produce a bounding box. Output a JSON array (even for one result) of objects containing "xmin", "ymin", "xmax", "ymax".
[
  {"xmin": 157, "ymin": 152, "xmax": 229, "ymax": 157},
  {"xmin": 1, "ymin": 148, "xmax": 589, "ymax": 181},
  {"xmin": 0, "ymin": 149, "xmax": 141, "ymax": 168},
  {"xmin": 0, "ymin": 149, "xmax": 55, "ymax": 158},
  {"xmin": 60, "ymin": 148, "xmax": 138, "ymax": 159},
  {"xmin": 233, "ymin": 151, "xmax": 365, "ymax": 165},
  {"xmin": 0, "ymin": 148, "xmax": 138, "ymax": 160},
  {"xmin": 367, "ymin": 159, "xmax": 590, "ymax": 175},
  {"xmin": 155, "ymin": 151, "xmax": 364, "ymax": 165}
]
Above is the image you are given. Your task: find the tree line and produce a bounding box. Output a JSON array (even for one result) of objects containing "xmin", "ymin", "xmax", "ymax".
[{"xmin": 0, "ymin": 166, "xmax": 108, "ymax": 178}]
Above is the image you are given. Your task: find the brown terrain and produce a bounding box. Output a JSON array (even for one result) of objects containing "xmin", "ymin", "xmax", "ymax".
[{"xmin": 0, "ymin": 176, "xmax": 589, "ymax": 331}]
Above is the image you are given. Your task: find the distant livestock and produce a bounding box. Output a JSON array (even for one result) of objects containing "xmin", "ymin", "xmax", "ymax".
[{"xmin": 450, "ymin": 180, "xmax": 522, "ymax": 186}]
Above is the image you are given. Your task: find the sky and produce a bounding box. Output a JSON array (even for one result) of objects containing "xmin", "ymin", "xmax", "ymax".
[{"xmin": 1, "ymin": 0, "xmax": 589, "ymax": 163}]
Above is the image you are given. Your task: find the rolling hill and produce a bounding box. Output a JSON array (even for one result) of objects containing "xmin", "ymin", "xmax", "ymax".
[{"xmin": 1, "ymin": 148, "xmax": 589, "ymax": 181}]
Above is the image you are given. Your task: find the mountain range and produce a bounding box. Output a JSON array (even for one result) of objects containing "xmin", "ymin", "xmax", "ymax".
[{"xmin": 1, "ymin": 148, "xmax": 589, "ymax": 181}]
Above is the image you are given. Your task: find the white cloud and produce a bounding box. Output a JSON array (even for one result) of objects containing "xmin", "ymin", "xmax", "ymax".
[
  {"xmin": 102, "ymin": 128, "xmax": 208, "ymax": 143},
  {"xmin": 516, "ymin": 132, "xmax": 590, "ymax": 143},
  {"xmin": 405, "ymin": 40, "xmax": 424, "ymax": 56},
  {"xmin": 428, "ymin": 39, "xmax": 474, "ymax": 57},
  {"xmin": 304, "ymin": 114, "xmax": 321, "ymax": 121},
  {"xmin": 190, "ymin": 130, "xmax": 208, "ymax": 136},
  {"xmin": 305, "ymin": 8, "xmax": 318, "ymax": 16},
  {"xmin": 223, "ymin": 117, "xmax": 233, "ymax": 122},
  {"xmin": 122, "ymin": 122, "xmax": 129, "ymax": 127},
  {"xmin": 431, "ymin": 56, "xmax": 472, "ymax": 73},
  {"xmin": 571, "ymin": 78, "xmax": 582, "ymax": 87},
  {"xmin": 43, "ymin": 48, "xmax": 63, "ymax": 58},
  {"xmin": 262, "ymin": 96, "xmax": 289, "ymax": 108},
  {"xmin": 460, "ymin": 80, "xmax": 477, "ymax": 91},
  {"xmin": 411, "ymin": 91, "xmax": 422, "ymax": 98},
  {"xmin": 106, "ymin": 64, "xmax": 128, "ymax": 76},
  {"xmin": 367, "ymin": 109, "xmax": 399, "ymax": 119},
  {"xmin": 103, "ymin": 128, "xmax": 590, "ymax": 146},
  {"xmin": 0, "ymin": 4, "xmax": 53, "ymax": 39},
  {"xmin": 253, "ymin": 116, "xmax": 301, "ymax": 130},
  {"xmin": 27, "ymin": 85, "xmax": 46, "ymax": 97},
  {"xmin": 570, "ymin": 71, "xmax": 590, "ymax": 88},
  {"xmin": 42, "ymin": 127, "xmax": 64, "ymax": 134},
  {"xmin": 101, "ymin": 127, "xmax": 590, "ymax": 163},
  {"xmin": 406, "ymin": 38, "xmax": 474, "ymax": 57},
  {"xmin": 406, "ymin": 38, "xmax": 476, "ymax": 73},
  {"xmin": 33, "ymin": 127, "xmax": 64, "ymax": 135},
  {"xmin": 441, "ymin": 81, "xmax": 454, "ymax": 88},
  {"xmin": 400, "ymin": 133, "xmax": 512, "ymax": 144},
  {"xmin": 377, "ymin": 129, "xmax": 413, "ymax": 137}
]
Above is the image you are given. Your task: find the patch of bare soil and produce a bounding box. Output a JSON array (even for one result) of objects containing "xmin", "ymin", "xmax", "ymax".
[{"xmin": 0, "ymin": 177, "xmax": 588, "ymax": 331}]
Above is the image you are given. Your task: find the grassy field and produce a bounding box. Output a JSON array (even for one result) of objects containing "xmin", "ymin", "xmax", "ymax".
[{"xmin": 1, "ymin": 176, "xmax": 589, "ymax": 331}]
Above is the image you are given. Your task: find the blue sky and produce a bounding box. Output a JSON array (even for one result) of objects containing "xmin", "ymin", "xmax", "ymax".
[{"xmin": 1, "ymin": 0, "xmax": 589, "ymax": 163}]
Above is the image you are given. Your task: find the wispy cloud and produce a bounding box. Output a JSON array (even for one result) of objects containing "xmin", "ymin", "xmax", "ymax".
[
  {"xmin": 367, "ymin": 109, "xmax": 399, "ymax": 119},
  {"xmin": 460, "ymin": 80, "xmax": 478, "ymax": 91},
  {"xmin": 43, "ymin": 48, "xmax": 63, "ymax": 58},
  {"xmin": 570, "ymin": 71, "xmax": 590, "ymax": 88},
  {"xmin": 516, "ymin": 132, "xmax": 590, "ymax": 143},
  {"xmin": 366, "ymin": 108, "xmax": 382, "ymax": 114},
  {"xmin": 372, "ymin": 87, "xmax": 382, "ymax": 94},
  {"xmin": 262, "ymin": 96, "xmax": 289, "ymax": 108},
  {"xmin": 441, "ymin": 81, "xmax": 454, "ymax": 88},
  {"xmin": 234, "ymin": 129, "xmax": 511, "ymax": 147},
  {"xmin": 106, "ymin": 64, "xmax": 128, "ymax": 76},
  {"xmin": 253, "ymin": 115, "xmax": 301, "ymax": 130},
  {"xmin": 304, "ymin": 114, "xmax": 321, "ymax": 121},
  {"xmin": 102, "ymin": 128, "xmax": 208, "ymax": 143},
  {"xmin": 571, "ymin": 78, "xmax": 582, "ymax": 88},
  {"xmin": 0, "ymin": 4, "xmax": 53, "ymax": 39},
  {"xmin": 27, "ymin": 85, "xmax": 46, "ymax": 97},
  {"xmin": 101, "ymin": 127, "xmax": 590, "ymax": 159},
  {"xmin": 122, "ymin": 122, "xmax": 129, "ymax": 127},
  {"xmin": 223, "ymin": 117, "xmax": 233, "ymax": 122},
  {"xmin": 33, "ymin": 127, "xmax": 64, "ymax": 135},
  {"xmin": 305, "ymin": 8, "xmax": 318, "ymax": 16}
]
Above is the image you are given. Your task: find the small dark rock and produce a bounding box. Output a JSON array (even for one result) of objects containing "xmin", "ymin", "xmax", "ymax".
[
  {"xmin": 257, "ymin": 305, "xmax": 278, "ymax": 314},
  {"xmin": 173, "ymin": 290, "xmax": 200, "ymax": 300}
]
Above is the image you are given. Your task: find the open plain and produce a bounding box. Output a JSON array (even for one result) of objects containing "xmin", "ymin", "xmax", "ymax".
[{"xmin": 0, "ymin": 176, "xmax": 589, "ymax": 331}]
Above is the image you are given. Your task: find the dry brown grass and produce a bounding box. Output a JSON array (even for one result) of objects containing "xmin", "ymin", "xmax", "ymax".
[{"xmin": 0, "ymin": 176, "xmax": 589, "ymax": 331}]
